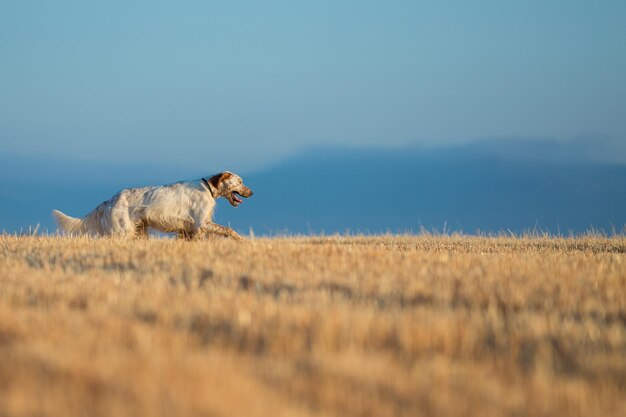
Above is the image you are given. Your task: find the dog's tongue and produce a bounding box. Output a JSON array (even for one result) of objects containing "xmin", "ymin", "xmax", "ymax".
[{"xmin": 234, "ymin": 194, "xmax": 243, "ymax": 203}]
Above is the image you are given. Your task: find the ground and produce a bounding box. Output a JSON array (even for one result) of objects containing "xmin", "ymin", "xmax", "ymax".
[{"xmin": 0, "ymin": 235, "xmax": 624, "ymax": 417}]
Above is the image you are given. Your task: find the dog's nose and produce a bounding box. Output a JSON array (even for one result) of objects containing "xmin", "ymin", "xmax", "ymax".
[{"xmin": 249, "ymin": 190, "xmax": 254, "ymax": 196}]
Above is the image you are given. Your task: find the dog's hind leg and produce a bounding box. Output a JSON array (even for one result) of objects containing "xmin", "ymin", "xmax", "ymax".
[
  {"xmin": 107, "ymin": 198, "xmax": 137, "ymax": 238},
  {"xmin": 134, "ymin": 220, "xmax": 149, "ymax": 239}
]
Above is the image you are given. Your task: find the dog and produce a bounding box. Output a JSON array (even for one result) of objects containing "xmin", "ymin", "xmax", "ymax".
[{"xmin": 53, "ymin": 171, "xmax": 253, "ymax": 240}]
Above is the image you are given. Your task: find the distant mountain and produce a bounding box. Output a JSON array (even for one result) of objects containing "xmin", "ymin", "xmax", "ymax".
[
  {"xmin": 220, "ymin": 142, "xmax": 626, "ymax": 235},
  {"xmin": 1, "ymin": 139, "xmax": 625, "ymax": 235}
]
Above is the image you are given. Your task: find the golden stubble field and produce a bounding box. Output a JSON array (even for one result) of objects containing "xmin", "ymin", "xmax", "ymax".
[{"xmin": 0, "ymin": 235, "xmax": 624, "ymax": 417}]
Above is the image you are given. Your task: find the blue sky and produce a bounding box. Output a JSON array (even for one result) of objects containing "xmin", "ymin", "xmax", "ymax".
[{"xmin": 1, "ymin": 0, "xmax": 625, "ymax": 172}]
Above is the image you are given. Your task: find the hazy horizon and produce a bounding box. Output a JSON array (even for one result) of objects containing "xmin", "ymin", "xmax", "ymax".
[{"xmin": 2, "ymin": 137, "xmax": 625, "ymax": 236}]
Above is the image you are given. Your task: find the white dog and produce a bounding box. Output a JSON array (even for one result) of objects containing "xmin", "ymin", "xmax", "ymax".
[{"xmin": 53, "ymin": 171, "xmax": 253, "ymax": 239}]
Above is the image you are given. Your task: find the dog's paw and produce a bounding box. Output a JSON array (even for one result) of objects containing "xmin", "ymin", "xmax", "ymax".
[{"xmin": 229, "ymin": 232, "xmax": 245, "ymax": 241}]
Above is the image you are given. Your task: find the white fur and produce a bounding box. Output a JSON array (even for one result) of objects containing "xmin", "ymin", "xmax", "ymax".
[{"xmin": 53, "ymin": 173, "xmax": 250, "ymax": 239}]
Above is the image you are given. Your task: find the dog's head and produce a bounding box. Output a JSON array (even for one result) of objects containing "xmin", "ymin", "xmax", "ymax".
[{"xmin": 203, "ymin": 172, "xmax": 253, "ymax": 207}]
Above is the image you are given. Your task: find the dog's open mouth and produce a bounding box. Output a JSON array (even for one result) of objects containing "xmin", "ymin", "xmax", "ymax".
[{"xmin": 231, "ymin": 192, "xmax": 244, "ymax": 207}]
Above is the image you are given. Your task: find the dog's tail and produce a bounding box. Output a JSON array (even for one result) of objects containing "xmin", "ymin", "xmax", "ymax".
[{"xmin": 52, "ymin": 210, "xmax": 87, "ymax": 235}]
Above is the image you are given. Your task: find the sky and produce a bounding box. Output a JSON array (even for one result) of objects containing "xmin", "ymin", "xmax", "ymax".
[{"xmin": 1, "ymin": 0, "xmax": 626, "ymax": 172}]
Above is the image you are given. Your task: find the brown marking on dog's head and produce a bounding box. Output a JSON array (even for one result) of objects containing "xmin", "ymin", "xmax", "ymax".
[{"xmin": 205, "ymin": 171, "xmax": 253, "ymax": 207}]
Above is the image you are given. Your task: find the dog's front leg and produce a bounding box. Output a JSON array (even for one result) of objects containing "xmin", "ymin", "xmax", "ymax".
[
  {"xmin": 178, "ymin": 229, "xmax": 197, "ymax": 240},
  {"xmin": 198, "ymin": 222, "xmax": 244, "ymax": 241}
]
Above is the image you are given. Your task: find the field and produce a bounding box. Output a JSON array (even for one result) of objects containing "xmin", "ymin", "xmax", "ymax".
[{"xmin": 0, "ymin": 235, "xmax": 624, "ymax": 417}]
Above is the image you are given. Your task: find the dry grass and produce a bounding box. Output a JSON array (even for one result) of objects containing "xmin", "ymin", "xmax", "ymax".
[{"xmin": 0, "ymin": 235, "xmax": 624, "ymax": 417}]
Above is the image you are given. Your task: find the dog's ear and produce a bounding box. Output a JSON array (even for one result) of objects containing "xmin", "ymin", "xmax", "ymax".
[
  {"xmin": 204, "ymin": 172, "xmax": 232, "ymax": 198},
  {"xmin": 203, "ymin": 174, "xmax": 221, "ymax": 198}
]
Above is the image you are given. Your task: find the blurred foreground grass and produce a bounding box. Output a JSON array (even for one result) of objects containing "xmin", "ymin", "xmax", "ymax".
[{"xmin": 0, "ymin": 235, "xmax": 624, "ymax": 417}]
